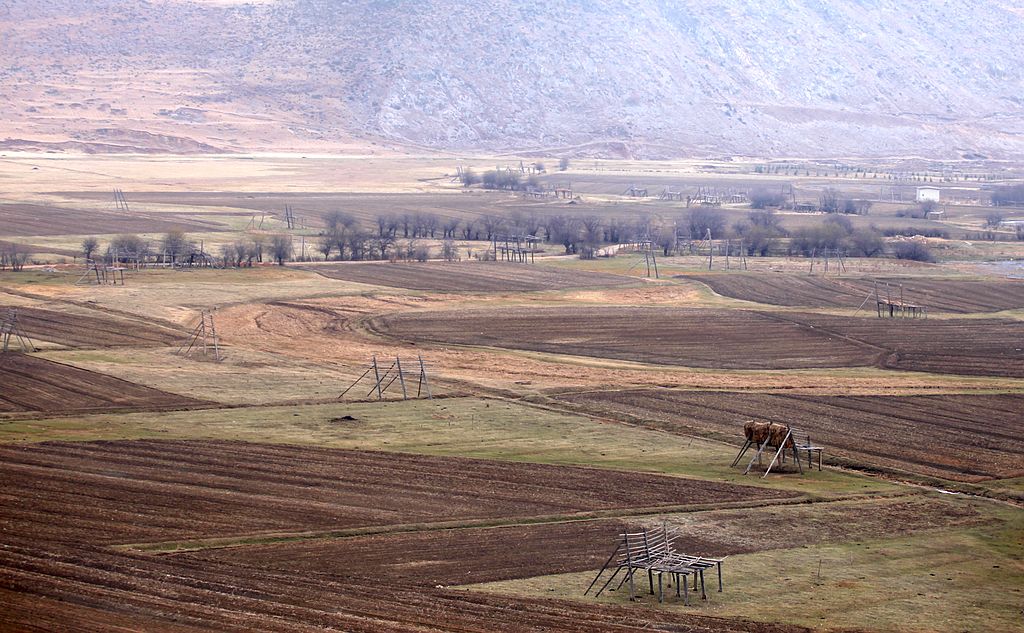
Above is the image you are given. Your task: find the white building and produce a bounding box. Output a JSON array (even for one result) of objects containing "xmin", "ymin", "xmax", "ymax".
[{"xmin": 916, "ymin": 187, "xmax": 940, "ymax": 203}]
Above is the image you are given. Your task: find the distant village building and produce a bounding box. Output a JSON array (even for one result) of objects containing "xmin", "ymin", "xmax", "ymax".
[{"xmin": 916, "ymin": 187, "xmax": 940, "ymax": 203}]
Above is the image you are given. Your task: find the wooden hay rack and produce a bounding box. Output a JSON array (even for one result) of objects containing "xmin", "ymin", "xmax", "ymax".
[{"xmin": 586, "ymin": 523, "xmax": 724, "ymax": 605}]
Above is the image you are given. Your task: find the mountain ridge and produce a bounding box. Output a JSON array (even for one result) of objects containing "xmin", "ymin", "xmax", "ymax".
[{"xmin": 1, "ymin": 0, "xmax": 1022, "ymax": 158}]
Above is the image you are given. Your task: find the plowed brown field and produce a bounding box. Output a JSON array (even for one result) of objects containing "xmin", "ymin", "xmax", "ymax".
[
  {"xmin": 13, "ymin": 306, "xmax": 183, "ymax": 348},
  {"xmin": 0, "ymin": 354, "xmax": 205, "ymax": 413},
  {"xmin": 690, "ymin": 273, "xmax": 1024, "ymax": 313},
  {"xmin": 556, "ymin": 390, "xmax": 1024, "ymax": 482},
  {"xmin": 190, "ymin": 496, "xmax": 983, "ymax": 588},
  {"xmin": 785, "ymin": 313, "xmax": 1024, "ymax": 378},
  {"xmin": 0, "ymin": 545, "xmax": 810, "ymax": 632},
  {"xmin": 368, "ymin": 307, "xmax": 1024, "ymax": 377},
  {"xmin": 0, "ymin": 440, "xmax": 791, "ymax": 545},
  {"xmin": 0, "ymin": 202, "xmax": 225, "ymax": 236},
  {"xmin": 0, "ymin": 439, "xmax": 804, "ymax": 632},
  {"xmin": 307, "ymin": 261, "xmax": 634, "ymax": 292},
  {"xmin": 367, "ymin": 307, "xmax": 881, "ymax": 370}
]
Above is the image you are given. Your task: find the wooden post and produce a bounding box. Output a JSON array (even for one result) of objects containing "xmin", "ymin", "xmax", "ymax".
[
  {"xmin": 396, "ymin": 356, "xmax": 408, "ymax": 400},
  {"xmin": 372, "ymin": 355, "xmax": 383, "ymax": 400},
  {"xmin": 418, "ymin": 355, "xmax": 432, "ymax": 399}
]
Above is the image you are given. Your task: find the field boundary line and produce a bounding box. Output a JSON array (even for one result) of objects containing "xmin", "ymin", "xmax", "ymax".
[{"xmin": 118, "ymin": 492, "xmax": 920, "ymax": 555}]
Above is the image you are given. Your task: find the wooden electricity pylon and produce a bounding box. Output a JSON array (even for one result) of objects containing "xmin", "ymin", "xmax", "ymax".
[
  {"xmin": 809, "ymin": 248, "xmax": 847, "ymax": 275},
  {"xmin": 339, "ymin": 355, "xmax": 432, "ymax": 401},
  {"xmin": 0, "ymin": 309, "xmax": 36, "ymax": 352},
  {"xmin": 113, "ymin": 189, "xmax": 130, "ymax": 214},
  {"xmin": 176, "ymin": 310, "xmax": 222, "ymax": 361}
]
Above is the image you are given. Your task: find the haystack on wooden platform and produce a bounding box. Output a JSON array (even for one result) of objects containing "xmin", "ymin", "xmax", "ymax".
[{"xmin": 732, "ymin": 421, "xmax": 823, "ymax": 477}]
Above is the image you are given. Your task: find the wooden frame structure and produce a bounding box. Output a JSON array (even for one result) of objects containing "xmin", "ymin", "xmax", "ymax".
[
  {"xmin": 493, "ymin": 234, "xmax": 539, "ymax": 263},
  {"xmin": 808, "ymin": 248, "xmax": 847, "ymax": 275},
  {"xmin": 622, "ymin": 239, "xmax": 660, "ymax": 278},
  {"xmin": 872, "ymin": 281, "xmax": 925, "ymax": 318},
  {"xmin": 339, "ymin": 355, "xmax": 432, "ymax": 401},
  {"xmin": 0, "ymin": 309, "xmax": 36, "ymax": 353},
  {"xmin": 731, "ymin": 421, "xmax": 823, "ymax": 478},
  {"xmin": 176, "ymin": 310, "xmax": 222, "ymax": 361},
  {"xmin": 75, "ymin": 260, "xmax": 127, "ymax": 285},
  {"xmin": 113, "ymin": 188, "xmax": 130, "ymax": 214},
  {"xmin": 586, "ymin": 524, "xmax": 725, "ymax": 605},
  {"xmin": 689, "ymin": 229, "xmax": 748, "ymax": 271}
]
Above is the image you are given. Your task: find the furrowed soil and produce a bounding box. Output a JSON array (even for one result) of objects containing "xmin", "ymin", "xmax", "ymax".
[
  {"xmin": 0, "ymin": 439, "xmax": 792, "ymax": 545},
  {"xmin": 0, "ymin": 354, "xmax": 206, "ymax": 414},
  {"xmin": 556, "ymin": 390, "xmax": 1024, "ymax": 482},
  {"xmin": 306, "ymin": 261, "xmax": 635, "ymax": 292},
  {"xmin": 188, "ymin": 496, "xmax": 984, "ymax": 588},
  {"xmin": 12, "ymin": 306, "xmax": 184, "ymax": 348},
  {"xmin": 689, "ymin": 273, "xmax": 1024, "ymax": 313},
  {"xmin": 366, "ymin": 307, "xmax": 881, "ymax": 370},
  {"xmin": 785, "ymin": 312, "xmax": 1024, "ymax": 378},
  {"xmin": 0, "ymin": 545, "xmax": 813, "ymax": 632},
  {"xmin": 368, "ymin": 307, "xmax": 1024, "ymax": 377},
  {"xmin": 0, "ymin": 438, "xmax": 807, "ymax": 632},
  {"xmin": 0, "ymin": 202, "xmax": 225, "ymax": 236}
]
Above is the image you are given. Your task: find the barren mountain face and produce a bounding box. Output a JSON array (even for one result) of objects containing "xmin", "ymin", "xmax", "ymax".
[{"xmin": 1, "ymin": 0, "xmax": 1022, "ymax": 157}]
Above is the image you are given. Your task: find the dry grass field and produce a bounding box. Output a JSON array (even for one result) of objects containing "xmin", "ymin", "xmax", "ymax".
[{"xmin": 0, "ymin": 154, "xmax": 1022, "ymax": 633}]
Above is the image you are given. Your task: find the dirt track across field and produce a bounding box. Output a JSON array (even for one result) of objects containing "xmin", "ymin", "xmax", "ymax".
[
  {"xmin": 689, "ymin": 273, "xmax": 1024, "ymax": 313},
  {"xmin": 307, "ymin": 261, "xmax": 635, "ymax": 292},
  {"xmin": 556, "ymin": 390, "xmax": 1024, "ymax": 482},
  {"xmin": 0, "ymin": 354, "xmax": 205, "ymax": 413}
]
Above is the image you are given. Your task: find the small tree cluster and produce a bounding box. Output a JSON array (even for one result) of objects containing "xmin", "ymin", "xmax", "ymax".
[{"xmin": 0, "ymin": 242, "xmax": 31, "ymax": 271}]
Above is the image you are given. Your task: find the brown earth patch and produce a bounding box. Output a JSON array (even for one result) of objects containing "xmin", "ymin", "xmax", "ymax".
[
  {"xmin": 12, "ymin": 305, "xmax": 183, "ymax": 348},
  {"xmin": 689, "ymin": 273, "xmax": 1024, "ymax": 314},
  {"xmin": 0, "ymin": 202, "xmax": 225, "ymax": 236},
  {"xmin": 366, "ymin": 307, "xmax": 881, "ymax": 370},
  {"xmin": 0, "ymin": 439, "xmax": 793, "ymax": 546},
  {"xmin": 0, "ymin": 354, "xmax": 206, "ymax": 414}
]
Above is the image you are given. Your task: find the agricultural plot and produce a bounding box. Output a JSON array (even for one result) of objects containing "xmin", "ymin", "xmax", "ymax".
[
  {"xmin": 786, "ymin": 313, "xmax": 1024, "ymax": 378},
  {"xmin": 190, "ymin": 496, "xmax": 982, "ymax": 588},
  {"xmin": 556, "ymin": 390, "xmax": 1024, "ymax": 482},
  {"xmin": 308, "ymin": 261, "xmax": 634, "ymax": 292},
  {"xmin": 0, "ymin": 544, "xmax": 810, "ymax": 632},
  {"xmin": 0, "ymin": 439, "xmax": 790, "ymax": 545},
  {"xmin": 0, "ymin": 202, "xmax": 224, "ymax": 236},
  {"xmin": 12, "ymin": 306, "xmax": 183, "ymax": 348},
  {"xmin": 367, "ymin": 307, "xmax": 881, "ymax": 369},
  {"xmin": 0, "ymin": 354, "xmax": 205, "ymax": 414},
  {"xmin": 690, "ymin": 273, "xmax": 1024, "ymax": 313},
  {"xmin": 0, "ymin": 438, "xmax": 802, "ymax": 632}
]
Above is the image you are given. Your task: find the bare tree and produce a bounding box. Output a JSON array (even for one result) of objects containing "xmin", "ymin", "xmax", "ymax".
[
  {"xmin": 162, "ymin": 230, "xmax": 193, "ymax": 264},
  {"xmin": 270, "ymin": 234, "xmax": 293, "ymax": 266},
  {"xmin": 316, "ymin": 234, "xmax": 334, "ymax": 260},
  {"xmin": 441, "ymin": 239, "xmax": 458, "ymax": 261},
  {"xmin": 81, "ymin": 236, "xmax": 99, "ymax": 261}
]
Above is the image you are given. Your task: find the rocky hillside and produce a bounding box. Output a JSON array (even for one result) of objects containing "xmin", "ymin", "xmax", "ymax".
[{"xmin": 1, "ymin": 0, "xmax": 1022, "ymax": 158}]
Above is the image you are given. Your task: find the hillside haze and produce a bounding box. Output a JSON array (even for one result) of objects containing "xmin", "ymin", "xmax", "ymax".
[{"xmin": 2, "ymin": 0, "xmax": 1023, "ymax": 158}]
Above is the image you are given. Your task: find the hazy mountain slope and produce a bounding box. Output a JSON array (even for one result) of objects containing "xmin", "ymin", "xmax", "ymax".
[{"xmin": 1, "ymin": 0, "xmax": 1022, "ymax": 157}]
